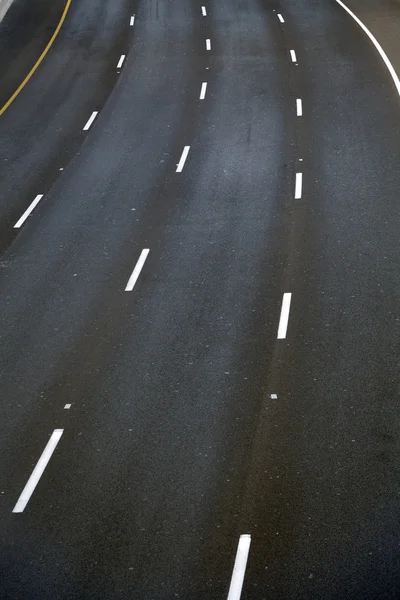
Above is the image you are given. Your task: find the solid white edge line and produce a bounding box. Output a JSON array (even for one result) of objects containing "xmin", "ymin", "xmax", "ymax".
[
  {"xmin": 200, "ymin": 82, "xmax": 208, "ymax": 99},
  {"xmin": 130, "ymin": 15, "xmax": 135, "ymax": 26},
  {"xmin": 176, "ymin": 145, "xmax": 190, "ymax": 172},
  {"xmin": 295, "ymin": 172, "xmax": 303, "ymax": 199},
  {"xmin": 206, "ymin": 38, "xmax": 211, "ymax": 50},
  {"xmin": 14, "ymin": 194, "xmax": 44, "ymax": 228},
  {"xmin": 277, "ymin": 13, "xmax": 284, "ymax": 22},
  {"xmin": 83, "ymin": 111, "xmax": 98, "ymax": 131},
  {"xmin": 125, "ymin": 249, "xmax": 150, "ymax": 291},
  {"xmin": 227, "ymin": 534, "xmax": 251, "ymax": 600},
  {"xmin": 277, "ymin": 293, "xmax": 292, "ymax": 339},
  {"xmin": 296, "ymin": 98, "xmax": 303, "ymax": 116},
  {"xmin": 335, "ymin": 0, "xmax": 400, "ymax": 97},
  {"xmin": 117, "ymin": 55, "xmax": 126, "ymax": 69},
  {"xmin": 201, "ymin": 6, "xmax": 207, "ymax": 15},
  {"xmin": 290, "ymin": 49, "xmax": 297, "ymax": 62},
  {"xmin": 12, "ymin": 429, "xmax": 64, "ymax": 513}
]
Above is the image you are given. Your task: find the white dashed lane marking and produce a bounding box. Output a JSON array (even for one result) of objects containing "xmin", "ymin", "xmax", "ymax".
[
  {"xmin": 83, "ymin": 111, "xmax": 98, "ymax": 131},
  {"xmin": 290, "ymin": 49, "xmax": 297, "ymax": 62},
  {"xmin": 12, "ymin": 429, "xmax": 64, "ymax": 513},
  {"xmin": 206, "ymin": 38, "xmax": 211, "ymax": 51},
  {"xmin": 277, "ymin": 293, "xmax": 292, "ymax": 339},
  {"xmin": 125, "ymin": 249, "xmax": 150, "ymax": 292},
  {"xmin": 200, "ymin": 82, "xmax": 207, "ymax": 99},
  {"xmin": 295, "ymin": 172, "xmax": 303, "ymax": 199},
  {"xmin": 296, "ymin": 98, "xmax": 302, "ymax": 116},
  {"xmin": 277, "ymin": 13, "xmax": 285, "ymax": 22},
  {"xmin": 176, "ymin": 146, "xmax": 190, "ymax": 172},
  {"xmin": 14, "ymin": 194, "xmax": 44, "ymax": 228},
  {"xmin": 117, "ymin": 55, "xmax": 126, "ymax": 69},
  {"xmin": 227, "ymin": 535, "xmax": 252, "ymax": 600}
]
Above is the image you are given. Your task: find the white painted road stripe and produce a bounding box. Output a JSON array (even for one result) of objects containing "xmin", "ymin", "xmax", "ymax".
[
  {"xmin": 200, "ymin": 82, "xmax": 207, "ymax": 99},
  {"xmin": 130, "ymin": 15, "xmax": 135, "ymax": 26},
  {"xmin": 176, "ymin": 145, "xmax": 190, "ymax": 172},
  {"xmin": 12, "ymin": 429, "xmax": 64, "ymax": 513},
  {"xmin": 295, "ymin": 172, "xmax": 303, "ymax": 199},
  {"xmin": 296, "ymin": 98, "xmax": 303, "ymax": 116},
  {"xmin": 117, "ymin": 54, "xmax": 126, "ymax": 69},
  {"xmin": 335, "ymin": 0, "xmax": 400, "ymax": 97},
  {"xmin": 227, "ymin": 535, "xmax": 251, "ymax": 600},
  {"xmin": 290, "ymin": 49, "xmax": 297, "ymax": 62},
  {"xmin": 83, "ymin": 111, "xmax": 98, "ymax": 131},
  {"xmin": 277, "ymin": 293, "xmax": 292, "ymax": 339},
  {"xmin": 277, "ymin": 13, "xmax": 285, "ymax": 22},
  {"xmin": 14, "ymin": 194, "xmax": 44, "ymax": 228},
  {"xmin": 125, "ymin": 249, "xmax": 150, "ymax": 291},
  {"xmin": 206, "ymin": 38, "xmax": 211, "ymax": 50},
  {"xmin": 201, "ymin": 6, "xmax": 207, "ymax": 15}
]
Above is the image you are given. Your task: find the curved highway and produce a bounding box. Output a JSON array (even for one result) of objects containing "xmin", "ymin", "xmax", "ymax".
[{"xmin": 0, "ymin": 0, "xmax": 400, "ymax": 598}]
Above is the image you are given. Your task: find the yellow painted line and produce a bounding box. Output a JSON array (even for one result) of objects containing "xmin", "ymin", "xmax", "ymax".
[{"xmin": 0, "ymin": 0, "xmax": 72, "ymax": 117}]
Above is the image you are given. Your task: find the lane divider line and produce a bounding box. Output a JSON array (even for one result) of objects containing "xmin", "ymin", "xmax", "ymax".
[
  {"xmin": 206, "ymin": 38, "xmax": 211, "ymax": 51},
  {"xmin": 83, "ymin": 111, "xmax": 98, "ymax": 131},
  {"xmin": 117, "ymin": 55, "xmax": 126, "ymax": 69},
  {"xmin": 0, "ymin": 0, "xmax": 72, "ymax": 117},
  {"xmin": 227, "ymin": 534, "xmax": 251, "ymax": 600},
  {"xmin": 335, "ymin": 0, "xmax": 400, "ymax": 97},
  {"xmin": 277, "ymin": 13, "xmax": 285, "ymax": 23},
  {"xmin": 277, "ymin": 293, "xmax": 292, "ymax": 339},
  {"xmin": 296, "ymin": 98, "xmax": 303, "ymax": 116},
  {"xmin": 125, "ymin": 249, "xmax": 150, "ymax": 292},
  {"xmin": 176, "ymin": 146, "xmax": 190, "ymax": 172},
  {"xmin": 14, "ymin": 194, "xmax": 44, "ymax": 228},
  {"xmin": 295, "ymin": 172, "xmax": 303, "ymax": 199},
  {"xmin": 130, "ymin": 15, "xmax": 135, "ymax": 26},
  {"xmin": 290, "ymin": 49, "xmax": 297, "ymax": 63},
  {"xmin": 201, "ymin": 6, "xmax": 207, "ymax": 15},
  {"xmin": 12, "ymin": 429, "xmax": 64, "ymax": 513},
  {"xmin": 200, "ymin": 82, "xmax": 208, "ymax": 99}
]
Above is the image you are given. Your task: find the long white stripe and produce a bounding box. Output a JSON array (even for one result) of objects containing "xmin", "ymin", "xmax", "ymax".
[
  {"xmin": 277, "ymin": 13, "xmax": 285, "ymax": 23},
  {"xmin": 290, "ymin": 49, "xmax": 297, "ymax": 62},
  {"xmin": 296, "ymin": 98, "xmax": 303, "ymax": 116},
  {"xmin": 200, "ymin": 82, "xmax": 208, "ymax": 99},
  {"xmin": 83, "ymin": 111, "xmax": 98, "ymax": 131},
  {"xmin": 14, "ymin": 194, "xmax": 44, "ymax": 228},
  {"xmin": 12, "ymin": 429, "xmax": 64, "ymax": 513},
  {"xmin": 176, "ymin": 146, "xmax": 190, "ymax": 172},
  {"xmin": 206, "ymin": 38, "xmax": 211, "ymax": 51},
  {"xmin": 277, "ymin": 293, "xmax": 292, "ymax": 339},
  {"xmin": 125, "ymin": 249, "xmax": 150, "ymax": 291},
  {"xmin": 295, "ymin": 172, "xmax": 303, "ymax": 199},
  {"xmin": 130, "ymin": 15, "xmax": 135, "ymax": 26},
  {"xmin": 227, "ymin": 535, "xmax": 251, "ymax": 600},
  {"xmin": 201, "ymin": 6, "xmax": 207, "ymax": 15},
  {"xmin": 117, "ymin": 55, "xmax": 126, "ymax": 69},
  {"xmin": 335, "ymin": 0, "xmax": 400, "ymax": 97}
]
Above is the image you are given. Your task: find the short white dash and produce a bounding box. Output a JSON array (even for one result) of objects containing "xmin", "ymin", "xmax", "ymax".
[
  {"xmin": 14, "ymin": 194, "xmax": 44, "ymax": 228},
  {"xmin": 296, "ymin": 98, "xmax": 302, "ymax": 116},
  {"xmin": 12, "ymin": 429, "xmax": 64, "ymax": 513},
  {"xmin": 130, "ymin": 15, "xmax": 135, "ymax": 26},
  {"xmin": 83, "ymin": 111, "xmax": 98, "ymax": 131},
  {"xmin": 176, "ymin": 146, "xmax": 190, "ymax": 172},
  {"xmin": 277, "ymin": 293, "xmax": 292, "ymax": 339},
  {"xmin": 206, "ymin": 38, "xmax": 211, "ymax": 51},
  {"xmin": 201, "ymin": 6, "xmax": 207, "ymax": 15},
  {"xmin": 59, "ymin": 167, "xmax": 64, "ymax": 171},
  {"xmin": 271, "ymin": 394, "xmax": 278, "ymax": 399},
  {"xmin": 125, "ymin": 249, "xmax": 150, "ymax": 292},
  {"xmin": 299, "ymin": 158, "xmax": 303, "ymax": 162},
  {"xmin": 200, "ymin": 82, "xmax": 207, "ymax": 99},
  {"xmin": 227, "ymin": 534, "xmax": 251, "ymax": 600},
  {"xmin": 277, "ymin": 13, "xmax": 285, "ymax": 22},
  {"xmin": 64, "ymin": 404, "xmax": 71, "ymax": 410},
  {"xmin": 117, "ymin": 55, "xmax": 126, "ymax": 69},
  {"xmin": 290, "ymin": 49, "xmax": 297, "ymax": 62},
  {"xmin": 295, "ymin": 172, "xmax": 303, "ymax": 199}
]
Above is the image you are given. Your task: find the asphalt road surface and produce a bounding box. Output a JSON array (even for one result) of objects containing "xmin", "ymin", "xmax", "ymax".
[{"xmin": 0, "ymin": 0, "xmax": 400, "ymax": 598}]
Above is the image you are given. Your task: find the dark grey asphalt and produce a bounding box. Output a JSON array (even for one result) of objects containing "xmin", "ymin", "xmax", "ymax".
[{"xmin": 0, "ymin": 0, "xmax": 399, "ymax": 598}]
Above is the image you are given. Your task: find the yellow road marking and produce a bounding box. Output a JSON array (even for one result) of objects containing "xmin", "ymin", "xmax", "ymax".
[{"xmin": 0, "ymin": 0, "xmax": 72, "ymax": 117}]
